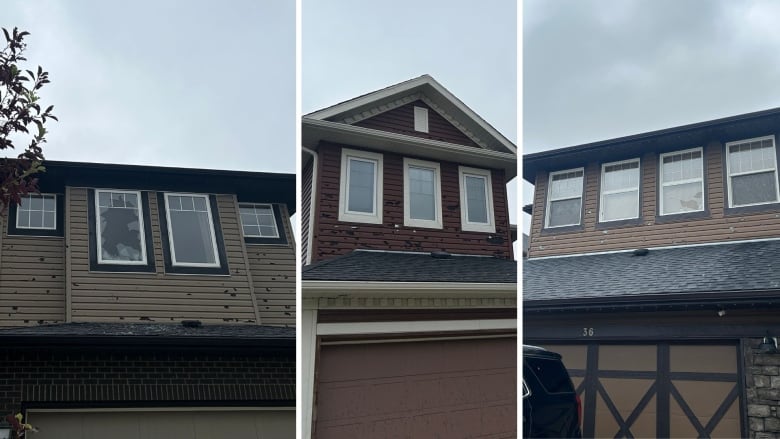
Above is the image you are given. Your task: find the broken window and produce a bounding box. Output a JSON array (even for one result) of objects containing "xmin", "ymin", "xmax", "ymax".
[
  {"xmin": 96, "ymin": 190, "xmax": 147, "ymax": 264},
  {"xmin": 660, "ymin": 148, "xmax": 704, "ymax": 215}
]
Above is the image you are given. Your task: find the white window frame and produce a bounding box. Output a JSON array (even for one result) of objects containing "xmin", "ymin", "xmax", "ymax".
[
  {"xmin": 163, "ymin": 192, "xmax": 221, "ymax": 268},
  {"xmin": 338, "ymin": 148, "xmax": 383, "ymax": 224},
  {"xmin": 545, "ymin": 168, "xmax": 584, "ymax": 229},
  {"xmin": 403, "ymin": 158, "xmax": 442, "ymax": 229},
  {"xmin": 16, "ymin": 193, "xmax": 57, "ymax": 230},
  {"xmin": 599, "ymin": 158, "xmax": 641, "ymax": 222},
  {"xmin": 413, "ymin": 106, "xmax": 429, "ymax": 133},
  {"xmin": 95, "ymin": 189, "xmax": 148, "ymax": 265},
  {"xmin": 458, "ymin": 166, "xmax": 496, "ymax": 233},
  {"xmin": 726, "ymin": 135, "xmax": 780, "ymax": 208},
  {"xmin": 239, "ymin": 203, "xmax": 280, "ymax": 238},
  {"xmin": 659, "ymin": 147, "xmax": 705, "ymax": 216}
]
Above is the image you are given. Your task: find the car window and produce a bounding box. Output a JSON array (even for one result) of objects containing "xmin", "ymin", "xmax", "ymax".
[{"xmin": 525, "ymin": 356, "xmax": 575, "ymax": 394}]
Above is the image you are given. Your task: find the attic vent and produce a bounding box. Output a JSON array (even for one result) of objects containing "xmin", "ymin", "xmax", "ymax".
[
  {"xmin": 632, "ymin": 248, "xmax": 649, "ymax": 257},
  {"xmin": 414, "ymin": 106, "xmax": 429, "ymax": 133},
  {"xmin": 181, "ymin": 320, "xmax": 202, "ymax": 328},
  {"xmin": 431, "ymin": 251, "xmax": 451, "ymax": 259}
]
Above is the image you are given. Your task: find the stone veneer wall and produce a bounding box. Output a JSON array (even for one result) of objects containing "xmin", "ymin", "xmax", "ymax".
[{"xmin": 745, "ymin": 337, "xmax": 780, "ymax": 438}]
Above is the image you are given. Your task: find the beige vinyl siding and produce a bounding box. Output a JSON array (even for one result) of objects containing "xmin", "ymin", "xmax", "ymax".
[
  {"xmin": 528, "ymin": 141, "xmax": 780, "ymax": 257},
  {"xmin": 0, "ymin": 213, "xmax": 66, "ymax": 326},
  {"xmin": 68, "ymin": 187, "xmax": 257, "ymax": 323},
  {"xmin": 246, "ymin": 204, "xmax": 295, "ymax": 327}
]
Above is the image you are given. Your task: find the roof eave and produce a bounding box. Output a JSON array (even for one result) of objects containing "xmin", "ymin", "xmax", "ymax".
[
  {"xmin": 302, "ymin": 280, "xmax": 517, "ymax": 299},
  {"xmin": 302, "ymin": 119, "xmax": 517, "ymax": 180}
]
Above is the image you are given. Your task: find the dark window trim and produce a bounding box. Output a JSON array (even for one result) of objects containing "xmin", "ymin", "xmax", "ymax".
[
  {"xmin": 723, "ymin": 133, "xmax": 780, "ymax": 214},
  {"xmin": 240, "ymin": 203, "xmax": 289, "ymax": 246},
  {"xmin": 656, "ymin": 146, "xmax": 710, "ymax": 222},
  {"xmin": 7, "ymin": 193, "xmax": 64, "ymax": 237},
  {"xmin": 88, "ymin": 190, "xmax": 156, "ymax": 273},
  {"xmin": 157, "ymin": 192, "xmax": 230, "ymax": 275},
  {"xmin": 541, "ymin": 167, "xmax": 586, "ymax": 234}
]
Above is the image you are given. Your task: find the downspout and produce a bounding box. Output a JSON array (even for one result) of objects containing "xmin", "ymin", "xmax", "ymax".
[{"xmin": 302, "ymin": 147, "xmax": 318, "ymax": 265}]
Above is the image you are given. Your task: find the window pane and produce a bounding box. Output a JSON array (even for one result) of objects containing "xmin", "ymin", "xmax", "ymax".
[
  {"xmin": 98, "ymin": 192, "xmax": 110, "ymax": 207},
  {"xmin": 193, "ymin": 196, "xmax": 207, "ymax": 211},
  {"xmin": 662, "ymin": 181, "xmax": 703, "ymax": 214},
  {"xmin": 550, "ymin": 171, "xmax": 583, "ymax": 199},
  {"xmin": 663, "ymin": 151, "xmax": 702, "ymax": 183},
  {"xmin": 603, "ymin": 161, "xmax": 639, "ymax": 191},
  {"xmin": 99, "ymin": 203, "xmax": 143, "ymax": 262},
  {"xmin": 110, "ymin": 192, "xmax": 124, "ymax": 208},
  {"xmin": 17, "ymin": 210, "xmax": 30, "ymax": 227},
  {"xmin": 29, "ymin": 211, "xmax": 43, "ymax": 228},
  {"xmin": 602, "ymin": 190, "xmax": 639, "ymax": 221},
  {"xmin": 465, "ymin": 175, "xmax": 488, "ymax": 223},
  {"xmin": 241, "ymin": 212, "xmax": 258, "ymax": 226},
  {"xmin": 409, "ymin": 167, "xmax": 435, "ymax": 221},
  {"xmin": 43, "ymin": 195, "xmax": 56, "ymax": 212},
  {"xmin": 170, "ymin": 209, "xmax": 216, "ymax": 264},
  {"xmin": 125, "ymin": 193, "xmax": 138, "ymax": 208},
  {"xmin": 29, "ymin": 196, "xmax": 43, "ymax": 211},
  {"xmin": 732, "ymin": 171, "xmax": 778, "ymax": 206},
  {"xmin": 180, "ymin": 196, "xmax": 194, "ymax": 211},
  {"xmin": 258, "ymin": 226, "xmax": 277, "ymax": 237},
  {"xmin": 244, "ymin": 225, "xmax": 260, "ymax": 236},
  {"xmin": 43, "ymin": 211, "xmax": 55, "ymax": 229},
  {"xmin": 347, "ymin": 159, "xmax": 375, "ymax": 213},
  {"xmin": 549, "ymin": 198, "xmax": 581, "ymax": 227},
  {"xmin": 730, "ymin": 140, "xmax": 775, "ymax": 173},
  {"xmin": 257, "ymin": 213, "xmax": 275, "ymax": 227}
]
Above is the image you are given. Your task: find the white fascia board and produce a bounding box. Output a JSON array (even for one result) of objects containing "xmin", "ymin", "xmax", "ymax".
[
  {"xmin": 302, "ymin": 119, "xmax": 517, "ymax": 180},
  {"xmin": 302, "ymin": 280, "xmax": 516, "ymax": 298},
  {"xmin": 317, "ymin": 319, "xmax": 517, "ymax": 336}
]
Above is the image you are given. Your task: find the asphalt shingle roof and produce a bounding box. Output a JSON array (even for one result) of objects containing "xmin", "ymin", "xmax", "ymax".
[
  {"xmin": 523, "ymin": 240, "xmax": 780, "ymax": 303},
  {"xmin": 303, "ymin": 250, "xmax": 517, "ymax": 283}
]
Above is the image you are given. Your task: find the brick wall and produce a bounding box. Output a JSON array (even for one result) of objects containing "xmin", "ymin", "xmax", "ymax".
[
  {"xmin": 0, "ymin": 348, "xmax": 295, "ymax": 413},
  {"xmin": 745, "ymin": 338, "xmax": 780, "ymax": 438}
]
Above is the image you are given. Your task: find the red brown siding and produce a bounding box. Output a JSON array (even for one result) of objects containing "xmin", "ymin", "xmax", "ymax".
[
  {"xmin": 355, "ymin": 100, "xmax": 481, "ymax": 148},
  {"xmin": 311, "ymin": 142, "xmax": 512, "ymax": 262},
  {"xmin": 529, "ymin": 140, "xmax": 780, "ymax": 257}
]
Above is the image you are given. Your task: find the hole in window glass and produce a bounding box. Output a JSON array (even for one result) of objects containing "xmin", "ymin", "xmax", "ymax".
[{"xmin": 97, "ymin": 191, "xmax": 144, "ymax": 263}]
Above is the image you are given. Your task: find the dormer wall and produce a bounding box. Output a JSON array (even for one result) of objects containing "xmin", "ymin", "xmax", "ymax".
[
  {"xmin": 308, "ymin": 141, "xmax": 512, "ymax": 262},
  {"xmin": 528, "ymin": 137, "xmax": 780, "ymax": 258}
]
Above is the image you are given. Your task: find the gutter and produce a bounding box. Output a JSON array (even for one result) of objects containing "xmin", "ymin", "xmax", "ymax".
[{"xmin": 0, "ymin": 334, "xmax": 296, "ymax": 350}]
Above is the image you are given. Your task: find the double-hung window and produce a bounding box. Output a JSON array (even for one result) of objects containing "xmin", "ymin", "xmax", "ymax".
[
  {"xmin": 599, "ymin": 159, "xmax": 640, "ymax": 222},
  {"xmin": 95, "ymin": 190, "xmax": 147, "ymax": 265},
  {"xmin": 659, "ymin": 148, "xmax": 704, "ymax": 215},
  {"xmin": 726, "ymin": 135, "xmax": 780, "ymax": 208},
  {"xmin": 163, "ymin": 193, "xmax": 221, "ymax": 267},
  {"xmin": 339, "ymin": 148, "xmax": 383, "ymax": 224},
  {"xmin": 545, "ymin": 168, "xmax": 584, "ymax": 228},
  {"xmin": 459, "ymin": 166, "xmax": 495, "ymax": 233},
  {"xmin": 404, "ymin": 158, "xmax": 442, "ymax": 228},
  {"xmin": 16, "ymin": 194, "xmax": 56, "ymax": 230}
]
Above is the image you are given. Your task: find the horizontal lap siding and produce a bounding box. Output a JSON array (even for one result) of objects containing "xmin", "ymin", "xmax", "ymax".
[
  {"xmin": 247, "ymin": 204, "xmax": 295, "ymax": 327},
  {"xmin": 68, "ymin": 188, "xmax": 256, "ymax": 324},
  {"xmin": 312, "ymin": 142, "xmax": 512, "ymax": 262},
  {"xmin": 528, "ymin": 141, "xmax": 780, "ymax": 257},
  {"xmin": 355, "ymin": 100, "xmax": 480, "ymax": 148},
  {"xmin": 0, "ymin": 215, "xmax": 66, "ymax": 326}
]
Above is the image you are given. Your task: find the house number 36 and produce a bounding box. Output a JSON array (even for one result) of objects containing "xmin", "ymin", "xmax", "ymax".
[{"xmin": 582, "ymin": 327, "xmax": 594, "ymax": 336}]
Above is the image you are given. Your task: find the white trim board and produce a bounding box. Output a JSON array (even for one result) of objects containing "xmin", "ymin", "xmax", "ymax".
[{"xmin": 316, "ymin": 318, "xmax": 517, "ymax": 336}]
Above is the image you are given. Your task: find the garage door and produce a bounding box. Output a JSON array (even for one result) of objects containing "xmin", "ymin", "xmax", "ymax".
[
  {"xmin": 541, "ymin": 343, "xmax": 742, "ymax": 438},
  {"xmin": 315, "ymin": 336, "xmax": 516, "ymax": 438},
  {"xmin": 27, "ymin": 408, "xmax": 294, "ymax": 439}
]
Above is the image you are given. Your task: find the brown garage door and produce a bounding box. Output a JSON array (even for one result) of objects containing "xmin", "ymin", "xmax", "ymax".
[
  {"xmin": 541, "ymin": 343, "xmax": 742, "ymax": 438},
  {"xmin": 27, "ymin": 408, "xmax": 294, "ymax": 439},
  {"xmin": 315, "ymin": 336, "xmax": 516, "ymax": 438}
]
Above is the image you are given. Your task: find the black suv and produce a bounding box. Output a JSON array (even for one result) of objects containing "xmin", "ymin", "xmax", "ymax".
[{"xmin": 523, "ymin": 345, "xmax": 582, "ymax": 438}]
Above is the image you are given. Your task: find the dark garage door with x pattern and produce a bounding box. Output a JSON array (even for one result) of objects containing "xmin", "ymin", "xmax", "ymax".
[{"xmin": 541, "ymin": 343, "xmax": 743, "ymax": 438}]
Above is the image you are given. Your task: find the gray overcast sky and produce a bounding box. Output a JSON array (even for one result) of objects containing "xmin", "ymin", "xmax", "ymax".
[
  {"xmin": 3, "ymin": 0, "xmax": 295, "ymax": 173},
  {"xmin": 523, "ymin": 0, "xmax": 780, "ymax": 230},
  {"xmin": 302, "ymin": 0, "xmax": 518, "ymax": 227}
]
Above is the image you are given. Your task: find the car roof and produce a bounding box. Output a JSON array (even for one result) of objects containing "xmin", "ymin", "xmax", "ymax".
[{"xmin": 523, "ymin": 344, "xmax": 563, "ymax": 360}]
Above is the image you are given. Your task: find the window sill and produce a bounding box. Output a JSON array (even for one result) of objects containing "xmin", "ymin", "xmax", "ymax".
[
  {"xmin": 655, "ymin": 210, "xmax": 710, "ymax": 224},
  {"xmin": 724, "ymin": 202, "xmax": 780, "ymax": 216},
  {"xmin": 540, "ymin": 224, "xmax": 584, "ymax": 235},
  {"xmin": 595, "ymin": 217, "xmax": 643, "ymax": 230}
]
